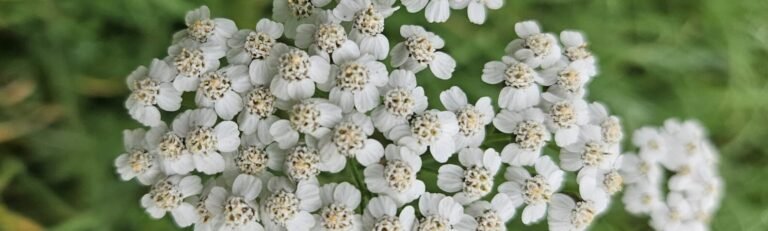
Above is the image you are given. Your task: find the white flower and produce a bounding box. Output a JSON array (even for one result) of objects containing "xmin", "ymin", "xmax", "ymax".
[
  {"xmin": 560, "ymin": 125, "xmax": 618, "ymax": 184},
  {"xmin": 125, "ymin": 59, "xmax": 182, "ymax": 126},
  {"xmin": 622, "ymin": 183, "xmax": 662, "ymax": 215},
  {"xmin": 296, "ymin": 10, "xmax": 359, "ymax": 63},
  {"xmin": 650, "ymin": 192, "xmax": 694, "ymax": 231},
  {"xmin": 227, "ymin": 18, "xmax": 287, "ymax": 86},
  {"xmin": 588, "ymin": 102, "xmax": 624, "ymax": 149},
  {"xmin": 391, "ymin": 25, "xmax": 456, "ymax": 79},
  {"xmin": 322, "ymin": 45, "xmax": 388, "ymax": 113},
  {"xmin": 482, "ymin": 56, "xmax": 548, "ymax": 110},
  {"xmin": 270, "ymin": 47, "xmax": 331, "ymax": 101},
  {"xmin": 631, "ymin": 126, "xmax": 668, "ymax": 162},
  {"xmin": 548, "ymin": 193, "xmax": 603, "ymax": 231},
  {"xmin": 362, "ymin": 196, "xmax": 417, "ymax": 231},
  {"xmin": 559, "ymin": 30, "xmax": 596, "ymax": 76},
  {"xmin": 313, "ymin": 182, "xmax": 363, "ymax": 231},
  {"xmin": 440, "ymin": 86, "xmax": 495, "ymax": 148},
  {"xmin": 222, "ymin": 126, "xmax": 283, "ymax": 181},
  {"xmin": 450, "ymin": 0, "xmax": 504, "ymax": 25},
  {"xmin": 141, "ymin": 175, "xmax": 202, "ymax": 227},
  {"xmin": 493, "ymin": 108, "xmax": 551, "ymax": 166},
  {"xmin": 401, "ymin": 0, "xmax": 451, "ymax": 23},
  {"xmin": 261, "ymin": 176, "xmax": 322, "ymax": 231},
  {"xmin": 271, "ymin": 139, "xmax": 325, "ymax": 182},
  {"xmin": 540, "ymin": 60, "xmax": 594, "ymax": 99},
  {"xmin": 145, "ymin": 123, "xmax": 195, "ymax": 175},
  {"xmin": 389, "ymin": 109, "xmax": 459, "ymax": 163},
  {"xmin": 270, "ymin": 99, "xmax": 342, "ymax": 149},
  {"xmin": 115, "ymin": 128, "xmax": 162, "ymax": 185},
  {"xmin": 541, "ymin": 92, "xmax": 590, "ymax": 147},
  {"xmin": 333, "ymin": 0, "xmax": 399, "ymax": 60},
  {"xmin": 205, "ymin": 174, "xmax": 265, "ymax": 231},
  {"xmin": 173, "ymin": 5, "xmax": 237, "ymax": 54},
  {"xmin": 192, "ymin": 177, "xmax": 223, "ymax": 231},
  {"xmin": 174, "ymin": 108, "xmax": 240, "ymax": 174},
  {"xmin": 272, "ymin": 0, "xmax": 331, "ymax": 39},
  {"xmin": 237, "ymin": 86, "xmax": 279, "ymax": 134},
  {"xmin": 505, "ymin": 21, "xmax": 561, "ymax": 68},
  {"xmin": 498, "ymin": 156, "xmax": 565, "ymax": 225},
  {"xmin": 620, "ymin": 152, "xmax": 662, "ymax": 186},
  {"xmin": 371, "ymin": 69, "xmax": 428, "ymax": 133},
  {"xmin": 413, "ymin": 193, "xmax": 477, "ymax": 230},
  {"xmin": 465, "ymin": 194, "xmax": 516, "ymax": 231},
  {"xmin": 580, "ymin": 154, "xmax": 624, "ymax": 201},
  {"xmin": 661, "ymin": 119, "xmax": 711, "ymax": 171},
  {"xmin": 364, "ymin": 145, "xmax": 425, "ymax": 206},
  {"xmin": 168, "ymin": 39, "xmax": 223, "ymax": 92},
  {"xmin": 195, "ymin": 65, "xmax": 252, "ymax": 120},
  {"xmin": 437, "ymin": 148, "xmax": 501, "ymax": 205},
  {"xmin": 318, "ymin": 112, "xmax": 384, "ymax": 171}
]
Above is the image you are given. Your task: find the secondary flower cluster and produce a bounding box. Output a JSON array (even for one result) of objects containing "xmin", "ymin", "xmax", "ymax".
[
  {"xmin": 620, "ymin": 119, "xmax": 723, "ymax": 231},
  {"xmin": 113, "ymin": 2, "xmax": 719, "ymax": 231}
]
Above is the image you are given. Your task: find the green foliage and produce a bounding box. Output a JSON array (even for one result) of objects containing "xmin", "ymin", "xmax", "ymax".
[{"xmin": 0, "ymin": 0, "xmax": 766, "ymax": 230}]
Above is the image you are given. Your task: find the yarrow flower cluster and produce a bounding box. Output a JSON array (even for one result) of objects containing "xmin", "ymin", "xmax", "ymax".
[
  {"xmin": 620, "ymin": 119, "xmax": 723, "ymax": 231},
  {"xmin": 115, "ymin": 2, "xmax": 722, "ymax": 231}
]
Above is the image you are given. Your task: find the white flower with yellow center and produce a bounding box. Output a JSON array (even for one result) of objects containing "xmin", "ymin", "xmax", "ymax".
[
  {"xmin": 622, "ymin": 183, "xmax": 662, "ymax": 215},
  {"xmin": 273, "ymin": 0, "xmax": 331, "ymax": 39},
  {"xmin": 322, "ymin": 45, "xmax": 388, "ymax": 113},
  {"xmin": 540, "ymin": 60, "xmax": 594, "ymax": 99},
  {"xmin": 401, "ymin": 0, "xmax": 451, "ymax": 23},
  {"xmin": 175, "ymin": 108, "xmax": 240, "ymax": 174},
  {"xmin": 465, "ymin": 194, "xmax": 516, "ymax": 231},
  {"xmin": 261, "ymin": 177, "xmax": 322, "ymax": 231},
  {"xmin": 173, "ymin": 6, "xmax": 236, "ymax": 53},
  {"xmin": 270, "ymin": 99, "xmax": 343, "ymax": 149},
  {"xmin": 482, "ymin": 56, "xmax": 550, "ymax": 111},
  {"xmin": 449, "ymin": 0, "xmax": 504, "ymax": 25},
  {"xmin": 650, "ymin": 192, "xmax": 694, "ymax": 231},
  {"xmin": 272, "ymin": 140, "xmax": 324, "ymax": 182},
  {"xmin": 114, "ymin": 128, "xmax": 162, "ymax": 185},
  {"xmin": 364, "ymin": 145, "xmax": 425, "ymax": 206},
  {"xmin": 222, "ymin": 123, "xmax": 282, "ymax": 184},
  {"xmin": 318, "ymin": 112, "xmax": 384, "ymax": 172},
  {"xmin": 440, "ymin": 86, "xmax": 495, "ymax": 149},
  {"xmin": 125, "ymin": 59, "xmax": 182, "ymax": 126},
  {"xmin": 371, "ymin": 69, "xmax": 428, "ymax": 134},
  {"xmin": 141, "ymin": 175, "xmax": 202, "ymax": 227},
  {"xmin": 588, "ymin": 102, "xmax": 624, "ymax": 150},
  {"xmin": 389, "ymin": 109, "xmax": 459, "ymax": 163},
  {"xmin": 270, "ymin": 48, "xmax": 331, "ymax": 101},
  {"xmin": 413, "ymin": 193, "xmax": 477, "ymax": 230},
  {"xmin": 620, "ymin": 152, "xmax": 662, "ymax": 186},
  {"xmin": 362, "ymin": 196, "xmax": 417, "ymax": 231},
  {"xmin": 505, "ymin": 21, "xmax": 561, "ymax": 68},
  {"xmin": 579, "ymin": 154, "xmax": 624, "ymax": 202},
  {"xmin": 237, "ymin": 86, "xmax": 279, "ymax": 134},
  {"xmin": 560, "ymin": 30, "xmax": 596, "ymax": 76},
  {"xmin": 205, "ymin": 174, "xmax": 265, "ymax": 231},
  {"xmin": 560, "ymin": 125, "xmax": 619, "ymax": 184},
  {"xmin": 313, "ymin": 182, "xmax": 363, "ymax": 231},
  {"xmin": 493, "ymin": 108, "xmax": 551, "ymax": 166},
  {"xmin": 296, "ymin": 10, "xmax": 359, "ymax": 63},
  {"xmin": 541, "ymin": 92, "xmax": 590, "ymax": 147},
  {"xmin": 146, "ymin": 122, "xmax": 194, "ymax": 175},
  {"xmin": 333, "ymin": 0, "xmax": 399, "ymax": 60},
  {"xmin": 437, "ymin": 148, "xmax": 501, "ymax": 205},
  {"xmin": 227, "ymin": 19, "xmax": 287, "ymax": 86},
  {"xmin": 168, "ymin": 39, "xmax": 223, "ymax": 92},
  {"xmin": 548, "ymin": 193, "xmax": 606, "ymax": 231},
  {"xmin": 391, "ymin": 25, "xmax": 456, "ymax": 79},
  {"xmin": 195, "ymin": 65, "xmax": 252, "ymax": 120},
  {"xmin": 631, "ymin": 127, "xmax": 668, "ymax": 162},
  {"xmin": 498, "ymin": 156, "xmax": 565, "ymax": 225}
]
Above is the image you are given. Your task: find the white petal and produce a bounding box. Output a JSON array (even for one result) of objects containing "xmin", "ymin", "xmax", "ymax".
[
  {"xmin": 334, "ymin": 182, "xmax": 362, "ymax": 208},
  {"xmin": 309, "ymin": 56, "xmax": 330, "ymax": 83},
  {"xmin": 332, "ymin": 40, "xmax": 360, "ymax": 64},
  {"xmin": 439, "ymin": 86, "xmax": 468, "ymax": 111},
  {"xmin": 215, "ymin": 121, "xmax": 240, "ymax": 152},
  {"xmin": 233, "ymin": 174, "xmax": 262, "ymax": 200},
  {"xmin": 171, "ymin": 203, "xmax": 197, "ymax": 227},
  {"xmin": 257, "ymin": 18, "xmax": 284, "ymax": 38},
  {"xmin": 193, "ymin": 152, "xmax": 225, "ymax": 174},
  {"xmin": 437, "ymin": 164, "xmax": 464, "ymax": 192},
  {"xmin": 156, "ymin": 84, "xmax": 182, "ymax": 111},
  {"xmin": 429, "ymin": 51, "xmax": 455, "ymax": 79},
  {"xmin": 482, "ymin": 61, "xmax": 507, "ymax": 84},
  {"xmin": 214, "ymin": 91, "xmax": 243, "ymax": 120},
  {"xmin": 401, "ymin": 0, "xmax": 428, "ymax": 12},
  {"xmin": 390, "ymin": 43, "xmax": 408, "ymax": 67},
  {"xmin": 425, "ymin": 0, "xmax": 450, "ymax": 23},
  {"xmin": 467, "ymin": 1, "xmax": 487, "ymax": 24},
  {"xmin": 522, "ymin": 203, "xmax": 546, "ymax": 225}
]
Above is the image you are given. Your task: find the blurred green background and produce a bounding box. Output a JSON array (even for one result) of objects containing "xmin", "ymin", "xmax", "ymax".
[{"xmin": 1, "ymin": 0, "xmax": 767, "ymax": 230}]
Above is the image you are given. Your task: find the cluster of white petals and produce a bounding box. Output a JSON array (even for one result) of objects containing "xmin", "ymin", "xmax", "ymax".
[
  {"xmin": 621, "ymin": 119, "xmax": 723, "ymax": 231},
  {"xmin": 115, "ymin": 2, "xmax": 721, "ymax": 231}
]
